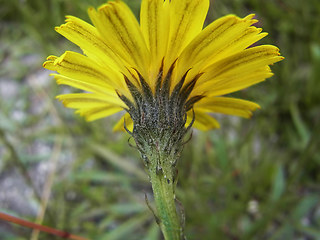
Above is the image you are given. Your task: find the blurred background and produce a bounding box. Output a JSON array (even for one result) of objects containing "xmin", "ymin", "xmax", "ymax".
[{"xmin": 0, "ymin": 0, "xmax": 319, "ymax": 239}]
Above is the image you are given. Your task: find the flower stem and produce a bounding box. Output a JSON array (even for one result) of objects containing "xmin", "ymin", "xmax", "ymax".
[{"xmin": 147, "ymin": 153, "xmax": 182, "ymax": 240}]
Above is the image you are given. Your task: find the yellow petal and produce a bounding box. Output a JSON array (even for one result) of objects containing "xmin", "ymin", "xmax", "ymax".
[
  {"xmin": 202, "ymin": 45, "xmax": 282, "ymax": 81},
  {"xmin": 76, "ymin": 106, "xmax": 123, "ymax": 122},
  {"xmin": 140, "ymin": 0, "xmax": 169, "ymax": 87},
  {"xmin": 43, "ymin": 55, "xmax": 58, "ymax": 71},
  {"xmin": 179, "ymin": 15, "xmax": 259, "ymax": 64},
  {"xmin": 186, "ymin": 110, "xmax": 220, "ymax": 131},
  {"xmin": 88, "ymin": 1, "xmax": 149, "ymax": 77},
  {"xmin": 113, "ymin": 113, "xmax": 134, "ymax": 132},
  {"xmin": 166, "ymin": 0, "xmax": 209, "ymax": 71},
  {"xmin": 43, "ymin": 51, "xmax": 125, "ymax": 92},
  {"xmin": 52, "ymin": 74, "xmax": 114, "ymax": 94},
  {"xmin": 57, "ymin": 93, "xmax": 126, "ymax": 109},
  {"xmin": 192, "ymin": 45, "xmax": 284, "ymax": 96},
  {"xmin": 195, "ymin": 97, "xmax": 260, "ymax": 118},
  {"xmin": 176, "ymin": 14, "xmax": 267, "ymax": 82},
  {"xmin": 55, "ymin": 16, "xmax": 124, "ymax": 72},
  {"xmin": 199, "ymin": 67, "xmax": 273, "ymax": 97}
]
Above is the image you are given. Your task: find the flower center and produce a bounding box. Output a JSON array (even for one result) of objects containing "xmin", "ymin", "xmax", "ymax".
[{"xmin": 117, "ymin": 61, "xmax": 204, "ymax": 170}]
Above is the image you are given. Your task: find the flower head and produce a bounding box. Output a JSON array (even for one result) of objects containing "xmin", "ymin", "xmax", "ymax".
[
  {"xmin": 43, "ymin": 4, "xmax": 283, "ymax": 236},
  {"xmin": 43, "ymin": 0, "xmax": 283, "ymax": 132}
]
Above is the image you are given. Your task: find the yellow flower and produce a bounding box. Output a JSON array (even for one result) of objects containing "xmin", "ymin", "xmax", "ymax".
[{"xmin": 43, "ymin": 0, "xmax": 283, "ymax": 131}]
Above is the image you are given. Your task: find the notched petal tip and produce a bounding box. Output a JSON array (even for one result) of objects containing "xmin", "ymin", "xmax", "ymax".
[
  {"xmin": 65, "ymin": 15, "xmax": 75, "ymax": 21},
  {"xmin": 259, "ymin": 31, "xmax": 268, "ymax": 37},
  {"xmin": 55, "ymin": 51, "xmax": 74, "ymax": 64},
  {"xmin": 226, "ymin": 14, "xmax": 255, "ymax": 24},
  {"xmin": 97, "ymin": 2, "xmax": 113, "ymax": 12},
  {"xmin": 272, "ymin": 55, "xmax": 285, "ymax": 64},
  {"xmin": 255, "ymin": 103, "xmax": 262, "ymax": 110},
  {"xmin": 46, "ymin": 55, "xmax": 58, "ymax": 61},
  {"xmin": 42, "ymin": 62, "xmax": 49, "ymax": 68},
  {"xmin": 55, "ymin": 96, "xmax": 73, "ymax": 108},
  {"xmin": 43, "ymin": 56, "xmax": 58, "ymax": 70},
  {"xmin": 87, "ymin": 6, "xmax": 98, "ymax": 20},
  {"xmin": 245, "ymin": 13, "xmax": 256, "ymax": 20},
  {"xmin": 87, "ymin": 6, "xmax": 95, "ymax": 13},
  {"xmin": 98, "ymin": 1, "xmax": 127, "ymax": 19},
  {"xmin": 250, "ymin": 19, "xmax": 259, "ymax": 25},
  {"xmin": 55, "ymin": 20, "xmax": 71, "ymax": 32},
  {"xmin": 245, "ymin": 104, "xmax": 261, "ymax": 118},
  {"xmin": 55, "ymin": 95, "xmax": 63, "ymax": 100},
  {"xmin": 74, "ymin": 110, "xmax": 92, "ymax": 122},
  {"xmin": 84, "ymin": 116, "xmax": 95, "ymax": 122},
  {"xmin": 51, "ymin": 74, "xmax": 64, "ymax": 85}
]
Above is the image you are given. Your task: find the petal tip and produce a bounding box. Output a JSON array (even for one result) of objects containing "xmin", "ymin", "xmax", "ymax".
[
  {"xmin": 87, "ymin": 6, "xmax": 97, "ymax": 15},
  {"xmin": 248, "ymin": 14, "xmax": 258, "ymax": 24},
  {"xmin": 255, "ymin": 104, "xmax": 261, "ymax": 110},
  {"xmin": 249, "ymin": 13, "xmax": 256, "ymax": 18}
]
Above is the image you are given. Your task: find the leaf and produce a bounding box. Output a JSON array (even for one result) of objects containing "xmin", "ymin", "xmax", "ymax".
[
  {"xmin": 143, "ymin": 222, "xmax": 160, "ymax": 240},
  {"xmin": 99, "ymin": 213, "xmax": 150, "ymax": 240},
  {"xmin": 270, "ymin": 164, "xmax": 286, "ymax": 201},
  {"xmin": 108, "ymin": 203, "xmax": 146, "ymax": 215},
  {"xmin": 70, "ymin": 170, "xmax": 132, "ymax": 184},
  {"xmin": 291, "ymin": 194, "xmax": 319, "ymax": 220},
  {"xmin": 290, "ymin": 103, "xmax": 310, "ymax": 148},
  {"xmin": 89, "ymin": 143, "xmax": 148, "ymax": 181}
]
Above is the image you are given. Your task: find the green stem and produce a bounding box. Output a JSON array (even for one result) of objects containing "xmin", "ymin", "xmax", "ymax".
[{"xmin": 147, "ymin": 156, "xmax": 182, "ymax": 240}]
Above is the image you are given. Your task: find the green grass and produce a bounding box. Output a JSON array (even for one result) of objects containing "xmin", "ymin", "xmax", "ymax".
[{"xmin": 0, "ymin": 0, "xmax": 319, "ymax": 239}]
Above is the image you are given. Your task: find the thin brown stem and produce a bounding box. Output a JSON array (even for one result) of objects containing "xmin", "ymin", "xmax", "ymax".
[{"xmin": 0, "ymin": 212, "xmax": 89, "ymax": 240}]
